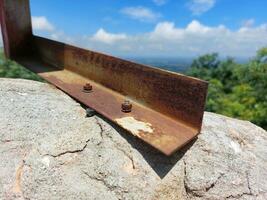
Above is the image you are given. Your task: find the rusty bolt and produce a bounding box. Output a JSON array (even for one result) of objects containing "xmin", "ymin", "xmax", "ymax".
[
  {"xmin": 121, "ymin": 100, "xmax": 132, "ymax": 113},
  {"xmin": 83, "ymin": 83, "xmax": 93, "ymax": 93}
]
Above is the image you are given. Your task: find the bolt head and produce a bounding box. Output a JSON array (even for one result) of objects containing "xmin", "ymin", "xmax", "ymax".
[
  {"xmin": 83, "ymin": 83, "xmax": 93, "ymax": 93},
  {"xmin": 122, "ymin": 100, "xmax": 132, "ymax": 113}
]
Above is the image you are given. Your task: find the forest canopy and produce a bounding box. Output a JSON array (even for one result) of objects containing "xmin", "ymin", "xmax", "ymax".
[{"xmin": 187, "ymin": 47, "xmax": 267, "ymax": 130}]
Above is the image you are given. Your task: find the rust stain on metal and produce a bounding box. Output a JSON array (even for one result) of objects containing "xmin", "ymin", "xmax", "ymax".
[{"xmin": 0, "ymin": 0, "xmax": 209, "ymax": 156}]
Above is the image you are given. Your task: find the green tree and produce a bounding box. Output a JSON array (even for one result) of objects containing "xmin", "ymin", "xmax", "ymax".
[{"xmin": 187, "ymin": 47, "xmax": 267, "ymax": 130}]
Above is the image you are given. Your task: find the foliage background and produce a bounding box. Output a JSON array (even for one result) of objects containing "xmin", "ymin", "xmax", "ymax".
[
  {"xmin": 0, "ymin": 50, "xmax": 44, "ymax": 82},
  {"xmin": 0, "ymin": 48, "xmax": 266, "ymax": 130},
  {"xmin": 187, "ymin": 47, "xmax": 267, "ymax": 130}
]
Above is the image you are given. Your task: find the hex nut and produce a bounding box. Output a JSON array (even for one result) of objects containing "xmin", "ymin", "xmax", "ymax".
[
  {"xmin": 83, "ymin": 83, "xmax": 93, "ymax": 93},
  {"xmin": 121, "ymin": 100, "xmax": 132, "ymax": 113}
]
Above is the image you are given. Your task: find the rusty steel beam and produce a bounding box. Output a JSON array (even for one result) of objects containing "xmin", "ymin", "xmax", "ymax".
[{"xmin": 0, "ymin": 0, "xmax": 208, "ymax": 156}]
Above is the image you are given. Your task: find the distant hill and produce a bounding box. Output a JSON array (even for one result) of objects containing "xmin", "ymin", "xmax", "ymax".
[
  {"xmin": 126, "ymin": 57, "xmax": 193, "ymax": 73},
  {"xmin": 126, "ymin": 56, "xmax": 250, "ymax": 73}
]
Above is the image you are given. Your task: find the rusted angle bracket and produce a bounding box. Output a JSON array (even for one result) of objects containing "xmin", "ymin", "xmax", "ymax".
[{"xmin": 0, "ymin": 0, "xmax": 208, "ymax": 156}]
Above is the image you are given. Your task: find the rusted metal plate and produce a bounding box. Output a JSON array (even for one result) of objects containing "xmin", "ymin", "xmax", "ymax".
[
  {"xmin": 0, "ymin": 0, "xmax": 208, "ymax": 155},
  {"xmin": 15, "ymin": 57, "xmax": 200, "ymax": 155}
]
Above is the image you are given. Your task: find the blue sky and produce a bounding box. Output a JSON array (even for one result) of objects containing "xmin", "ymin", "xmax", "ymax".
[{"xmin": 29, "ymin": 0, "xmax": 267, "ymax": 58}]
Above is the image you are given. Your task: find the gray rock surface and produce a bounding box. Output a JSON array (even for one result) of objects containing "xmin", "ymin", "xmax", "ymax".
[{"xmin": 0, "ymin": 78, "xmax": 267, "ymax": 200}]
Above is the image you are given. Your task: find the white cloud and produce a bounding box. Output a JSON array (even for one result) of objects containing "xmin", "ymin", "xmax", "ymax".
[
  {"xmin": 242, "ymin": 18, "xmax": 255, "ymax": 27},
  {"xmin": 188, "ymin": 0, "xmax": 216, "ymax": 15},
  {"xmin": 50, "ymin": 31, "xmax": 74, "ymax": 43},
  {"xmin": 121, "ymin": 6, "xmax": 160, "ymax": 22},
  {"xmin": 84, "ymin": 20, "xmax": 267, "ymax": 58},
  {"xmin": 153, "ymin": 0, "xmax": 168, "ymax": 6},
  {"xmin": 91, "ymin": 28, "xmax": 127, "ymax": 44},
  {"xmin": 32, "ymin": 16, "xmax": 54, "ymax": 31},
  {"xmin": 31, "ymin": 16, "xmax": 74, "ymax": 44},
  {"xmin": 150, "ymin": 22, "xmax": 184, "ymax": 40},
  {"xmin": 29, "ymin": 18, "xmax": 267, "ymax": 59}
]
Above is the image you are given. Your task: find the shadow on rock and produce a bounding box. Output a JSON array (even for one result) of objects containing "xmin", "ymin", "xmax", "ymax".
[{"xmin": 98, "ymin": 114, "xmax": 197, "ymax": 179}]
